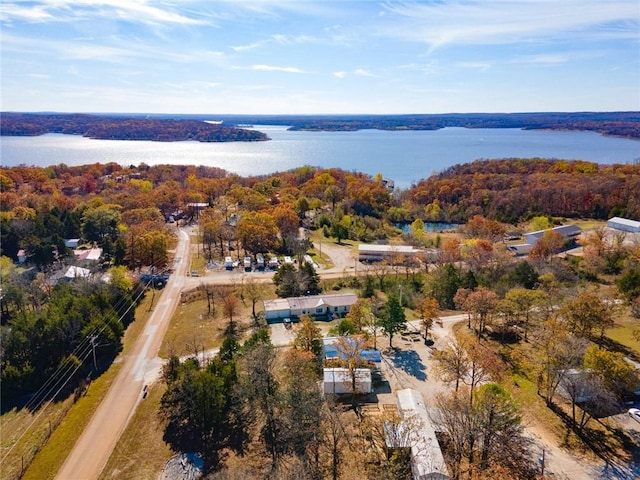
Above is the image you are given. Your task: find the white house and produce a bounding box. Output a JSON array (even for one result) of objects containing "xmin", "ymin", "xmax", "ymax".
[
  {"xmin": 607, "ymin": 217, "xmax": 640, "ymax": 233},
  {"xmin": 263, "ymin": 293, "xmax": 358, "ymax": 322},
  {"xmin": 323, "ymin": 368, "xmax": 372, "ymax": 395}
]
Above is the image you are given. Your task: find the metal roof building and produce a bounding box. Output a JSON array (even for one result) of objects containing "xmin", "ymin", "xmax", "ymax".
[
  {"xmin": 607, "ymin": 217, "xmax": 640, "ymax": 233},
  {"xmin": 395, "ymin": 388, "xmax": 450, "ymax": 480}
]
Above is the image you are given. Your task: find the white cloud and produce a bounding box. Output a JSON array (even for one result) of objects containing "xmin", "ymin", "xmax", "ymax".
[
  {"xmin": 380, "ymin": 0, "xmax": 639, "ymax": 51},
  {"xmin": 354, "ymin": 68, "xmax": 375, "ymax": 77},
  {"xmin": 456, "ymin": 61, "xmax": 492, "ymax": 71},
  {"xmin": 230, "ymin": 40, "xmax": 268, "ymax": 52},
  {"xmin": 333, "ymin": 71, "xmax": 346, "ymax": 79},
  {"xmin": 250, "ymin": 64, "xmax": 305, "ymax": 73},
  {"xmin": 511, "ymin": 54, "xmax": 570, "ymax": 66},
  {"xmin": 1, "ymin": 0, "xmax": 210, "ymax": 26}
]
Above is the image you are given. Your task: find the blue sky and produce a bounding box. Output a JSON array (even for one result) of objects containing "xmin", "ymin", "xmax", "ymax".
[{"xmin": 1, "ymin": 1, "xmax": 639, "ymax": 114}]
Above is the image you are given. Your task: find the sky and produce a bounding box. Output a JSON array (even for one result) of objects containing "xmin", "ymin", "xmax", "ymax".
[{"xmin": 1, "ymin": 0, "xmax": 639, "ymax": 115}]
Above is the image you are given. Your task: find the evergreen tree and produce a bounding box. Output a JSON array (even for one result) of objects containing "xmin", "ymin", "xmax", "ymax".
[{"xmin": 379, "ymin": 294, "xmax": 406, "ymax": 348}]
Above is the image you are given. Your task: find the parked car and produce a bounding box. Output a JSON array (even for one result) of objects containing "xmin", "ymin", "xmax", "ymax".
[{"xmin": 629, "ymin": 408, "xmax": 640, "ymax": 423}]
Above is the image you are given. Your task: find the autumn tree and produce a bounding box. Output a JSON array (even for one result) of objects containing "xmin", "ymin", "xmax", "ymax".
[
  {"xmin": 324, "ymin": 185, "xmax": 343, "ymax": 213},
  {"xmin": 529, "ymin": 230, "xmax": 565, "ymax": 261},
  {"xmin": 237, "ymin": 211, "xmax": 278, "ymax": 256},
  {"xmin": 133, "ymin": 229, "xmax": 170, "ymax": 270},
  {"xmin": 416, "ymin": 296, "xmax": 439, "ymax": 344},
  {"xmin": 463, "ymin": 287, "xmax": 498, "ymax": 337},
  {"xmin": 433, "ymin": 338, "xmax": 470, "ymax": 393},
  {"xmin": 583, "ymin": 344, "xmax": 638, "ymax": 399},
  {"xmin": 530, "ymin": 317, "xmax": 587, "ymax": 406},
  {"xmin": 273, "ymin": 205, "xmax": 300, "ymax": 252},
  {"xmin": 560, "ymin": 291, "xmax": 615, "ymax": 343},
  {"xmin": 345, "ymin": 297, "xmax": 374, "ymax": 333},
  {"xmin": 503, "ymin": 287, "xmax": 547, "ymax": 341},
  {"xmin": 294, "ymin": 315, "xmax": 323, "ymax": 359},
  {"xmin": 463, "ymin": 215, "xmax": 506, "ymax": 242}
]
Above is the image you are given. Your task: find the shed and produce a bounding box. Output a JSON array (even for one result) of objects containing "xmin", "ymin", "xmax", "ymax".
[
  {"xmin": 323, "ymin": 368, "xmax": 372, "ymax": 395},
  {"xmin": 64, "ymin": 239, "xmax": 80, "ymax": 248},
  {"xmin": 64, "ymin": 266, "xmax": 91, "ymax": 280},
  {"xmin": 607, "ymin": 217, "xmax": 640, "ymax": 233}
]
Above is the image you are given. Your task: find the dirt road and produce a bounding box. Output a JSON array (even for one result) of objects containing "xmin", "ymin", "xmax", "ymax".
[{"xmin": 55, "ymin": 229, "xmax": 191, "ymax": 480}]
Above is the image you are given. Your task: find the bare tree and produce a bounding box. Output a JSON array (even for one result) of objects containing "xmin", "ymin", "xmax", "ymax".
[
  {"xmin": 531, "ymin": 318, "xmax": 587, "ymax": 406},
  {"xmin": 243, "ymin": 277, "xmax": 268, "ymax": 324},
  {"xmin": 433, "ymin": 339, "xmax": 470, "ymax": 394},
  {"xmin": 432, "ymin": 385, "xmax": 533, "ymax": 480}
]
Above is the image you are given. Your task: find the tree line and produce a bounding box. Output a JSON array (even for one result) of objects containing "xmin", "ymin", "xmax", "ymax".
[{"xmin": 0, "ymin": 113, "xmax": 268, "ymax": 142}]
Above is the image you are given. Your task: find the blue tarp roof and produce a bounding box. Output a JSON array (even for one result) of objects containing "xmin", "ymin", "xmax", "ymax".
[{"xmin": 323, "ymin": 336, "xmax": 381, "ymax": 363}]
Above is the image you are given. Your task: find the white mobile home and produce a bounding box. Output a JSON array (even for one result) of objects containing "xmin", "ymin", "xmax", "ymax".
[
  {"xmin": 395, "ymin": 389, "xmax": 450, "ymax": 480},
  {"xmin": 263, "ymin": 293, "xmax": 358, "ymax": 322},
  {"xmin": 323, "ymin": 368, "xmax": 372, "ymax": 395}
]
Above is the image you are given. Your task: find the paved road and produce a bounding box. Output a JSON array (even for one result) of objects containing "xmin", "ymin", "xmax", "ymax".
[{"xmin": 55, "ymin": 229, "xmax": 191, "ymax": 480}]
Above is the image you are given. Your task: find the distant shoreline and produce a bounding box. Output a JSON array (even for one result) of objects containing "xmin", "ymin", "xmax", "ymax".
[{"xmin": 3, "ymin": 111, "xmax": 637, "ymax": 141}]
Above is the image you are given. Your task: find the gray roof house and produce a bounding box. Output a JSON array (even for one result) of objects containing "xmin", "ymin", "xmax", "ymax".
[
  {"xmin": 263, "ymin": 293, "xmax": 358, "ymax": 322},
  {"xmin": 524, "ymin": 225, "xmax": 582, "ymax": 245}
]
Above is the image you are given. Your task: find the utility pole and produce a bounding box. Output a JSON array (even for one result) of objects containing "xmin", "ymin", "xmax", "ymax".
[{"xmin": 89, "ymin": 334, "xmax": 98, "ymax": 370}]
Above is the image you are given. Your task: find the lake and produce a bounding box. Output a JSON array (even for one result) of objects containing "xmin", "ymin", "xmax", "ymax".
[{"xmin": 1, "ymin": 126, "xmax": 638, "ymax": 188}]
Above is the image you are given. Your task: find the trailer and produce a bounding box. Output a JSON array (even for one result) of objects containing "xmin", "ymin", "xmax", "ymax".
[{"xmin": 256, "ymin": 254, "xmax": 265, "ymax": 271}]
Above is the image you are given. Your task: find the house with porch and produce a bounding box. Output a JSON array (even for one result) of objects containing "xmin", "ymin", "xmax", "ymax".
[{"xmin": 263, "ymin": 293, "xmax": 358, "ymax": 322}]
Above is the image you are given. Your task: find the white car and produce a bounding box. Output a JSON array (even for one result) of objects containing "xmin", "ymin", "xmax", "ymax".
[{"xmin": 628, "ymin": 408, "xmax": 640, "ymax": 424}]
